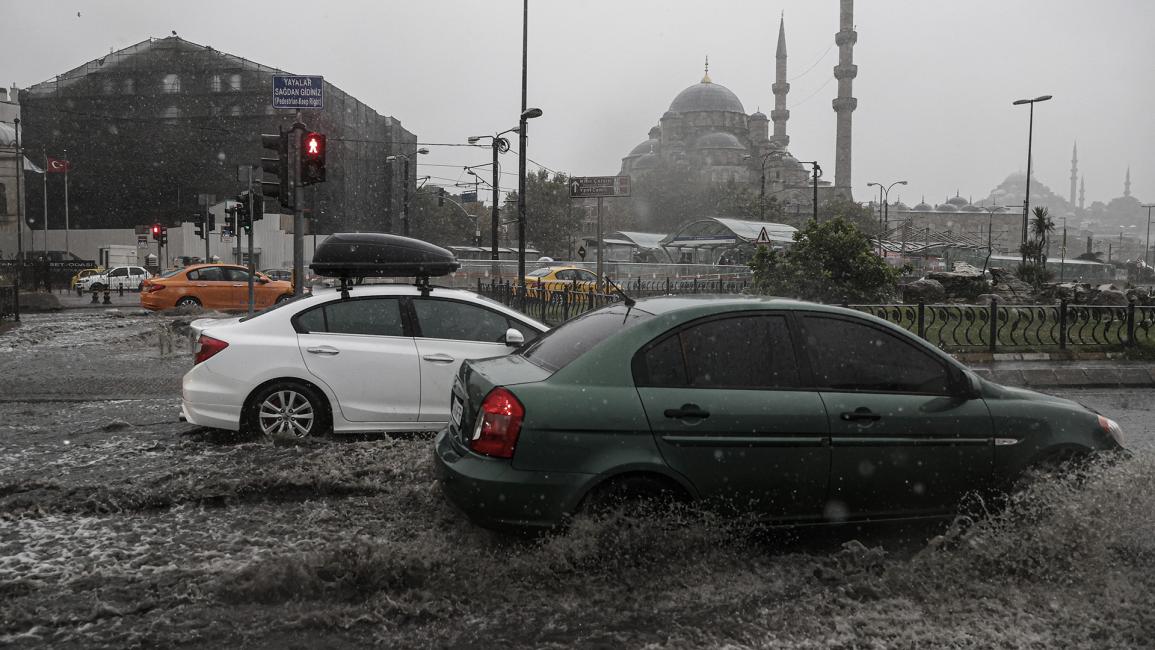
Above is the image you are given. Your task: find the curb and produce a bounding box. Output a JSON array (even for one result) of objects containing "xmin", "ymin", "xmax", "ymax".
[{"xmin": 972, "ymin": 367, "xmax": 1155, "ymax": 389}]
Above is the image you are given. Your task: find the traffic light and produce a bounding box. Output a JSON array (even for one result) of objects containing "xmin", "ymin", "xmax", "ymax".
[
  {"xmin": 301, "ymin": 132, "xmax": 326, "ymax": 186},
  {"xmin": 235, "ymin": 192, "xmax": 251, "ymax": 235},
  {"xmin": 252, "ymin": 193, "xmax": 264, "ymax": 222},
  {"xmin": 207, "ymin": 211, "xmax": 216, "ymax": 233},
  {"xmin": 224, "ymin": 205, "xmax": 237, "ymax": 234},
  {"xmin": 151, "ymin": 223, "xmax": 162, "ymax": 241},
  {"xmin": 261, "ymin": 129, "xmax": 291, "ymax": 209},
  {"xmin": 194, "ymin": 216, "xmax": 205, "ymax": 239},
  {"xmin": 438, "ymin": 187, "xmax": 445, "ymax": 206},
  {"xmin": 158, "ymin": 225, "xmax": 168, "ymax": 247}
]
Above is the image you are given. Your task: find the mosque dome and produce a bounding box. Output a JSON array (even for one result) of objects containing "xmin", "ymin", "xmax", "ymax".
[
  {"xmin": 693, "ymin": 131, "xmax": 746, "ymax": 150},
  {"xmin": 633, "ymin": 152, "xmax": 660, "ymax": 170},
  {"xmin": 669, "ymin": 79, "xmax": 746, "ymax": 114},
  {"xmin": 946, "ymin": 194, "xmax": 969, "ymax": 207},
  {"xmin": 749, "ymin": 111, "xmax": 768, "ymax": 120},
  {"xmin": 936, "ymin": 203, "xmax": 959, "ymax": 212},
  {"xmin": 629, "ymin": 139, "xmax": 659, "ymax": 156},
  {"xmin": 913, "ymin": 200, "xmax": 934, "ymax": 211},
  {"xmin": 892, "ymin": 201, "xmax": 910, "ymax": 211},
  {"xmin": 960, "ymin": 203, "xmax": 983, "ymax": 212}
]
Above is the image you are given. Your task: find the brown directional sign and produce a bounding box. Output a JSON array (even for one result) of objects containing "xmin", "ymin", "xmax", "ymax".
[{"xmin": 569, "ymin": 175, "xmax": 631, "ymax": 198}]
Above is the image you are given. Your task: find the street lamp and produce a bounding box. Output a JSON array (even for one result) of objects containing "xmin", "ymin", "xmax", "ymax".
[
  {"xmin": 743, "ymin": 150, "xmax": 786, "ymax": 220},
  {"xmin": 796, "ymin": 161, "xmax": 822, "ymax": 222},
  {"xmin": 385, "ymin": 147, "xmax": 429, "ymax": 237},
  {"xmin": 1012, "ymin": 94, "xmax": 1053, "ymax": 263},
  {"xmin": 467, "ymin": 128, "xmax": 517, "ymax": 260},
  {"xmin": 1142, "ymin": 204, "xmax": 1155, "ymax": 277},
  {"xmin": 517, "ymin": 107, "xmax": 543, "ymax": 282},
  {"xmin": 866, "ymin": 180, "xmax": 907, "ymax": 256}
]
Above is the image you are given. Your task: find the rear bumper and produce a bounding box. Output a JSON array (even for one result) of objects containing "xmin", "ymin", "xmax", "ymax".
[
  {"xmin": 181, "ymin": 363, "xmax": 246, "ymax": 431},
  {"xmin": 433, "ymin": 428, "xmax": 591, "ymax": 531}
]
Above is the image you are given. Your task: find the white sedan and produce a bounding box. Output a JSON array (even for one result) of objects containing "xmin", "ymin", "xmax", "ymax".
[
  {"xmin": 181, "ymin": 284, "xmax": 547, "ymax": 437},
  {"xmin": 78, "ymin": 265, "xmax": 151, "ymax": 292}
]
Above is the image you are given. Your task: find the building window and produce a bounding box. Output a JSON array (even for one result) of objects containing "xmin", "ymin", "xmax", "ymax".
[
  {"xmin": 228, "ymin": 74, "xmax": 242, "ymax": 91},
  {"xmin": 210, "ymin": 75, "xmax": 221, "ymax": 92},
  {"xmin": 228, "ymin": 105, "xmax": 242, "ymax": 117},
  {"xmin": 162, "ymin": 74, "xmax": 181, "ymax": 93},
  {"xmin": 161, "ymin": 106, "xmax": 181, "ymax": 123}
]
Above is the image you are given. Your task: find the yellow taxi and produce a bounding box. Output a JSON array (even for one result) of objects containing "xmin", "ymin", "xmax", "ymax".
[
  {"xmin": 140, "ymin": 263, "xmax": 293, "ymax": 311},
  {"xmin": 522, "ymin": 266, "xmax": 599, "ymax": 293}
]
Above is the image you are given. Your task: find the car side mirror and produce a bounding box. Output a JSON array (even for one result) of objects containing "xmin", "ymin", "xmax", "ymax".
[
  {"xmin": 953, "ymin": 369, "xmax": 982, "ymax": 400},
  {"xmin": 504, "ymin": 328, "xmax": 525, "ymax": 347},
  {"xmin": 257, "ymin": 276, "xmax": 269, "ymax": 284}
]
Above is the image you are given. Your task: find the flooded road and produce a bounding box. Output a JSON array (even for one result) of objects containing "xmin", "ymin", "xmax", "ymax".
[{"xmin": 1, "ymin": 310, "xmax": 1153, "ymax": 648}]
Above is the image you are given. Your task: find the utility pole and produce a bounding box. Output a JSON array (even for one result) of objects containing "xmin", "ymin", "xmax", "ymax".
[
  {"xmin": 491, "ymin": 142, "xmax": 500, "ymax": 260},
  {"xmin": 247, "ymin": 169, "xmax": 255, "ymax": 316},
  {"xmin": 13, "ymin": 118, "xmax": 23, "ymax": 317},
  {"xmin": 292, "ymin": 121, "xmax": 305, "ymax": 297}
]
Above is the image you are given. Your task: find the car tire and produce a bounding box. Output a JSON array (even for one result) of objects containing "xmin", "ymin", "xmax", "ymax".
[
  {"xmin": 275, "ymin": 293, "xmax": 293, "ymax": 304},
  {"xmin": 579, "ymin": 475, "xmax": 687, "ymax": 518},
  {"xmin": 244, "ymin": 381, "xmax": 330, "ymax": 438},
  {"xmin": 175, "ymin": 296, "xmax": 201, "ymax": 308}
]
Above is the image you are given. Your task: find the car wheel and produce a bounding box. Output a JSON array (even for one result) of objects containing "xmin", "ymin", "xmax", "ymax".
[
  {"xmin": 275, "ymin": 293, "xmax": 293, "ymax": 304},
  {"xmin": 90, "ymin": 283, "xmax": 105, "ymax": 293},
  {"xmin": 579, "ymin": 475, "xmax": 688, "ymax": 518},
  {"xmin": 245, "ymin": 381, "xmax": 330, "ymax": 438},
  {"xmin": 175, "ymin": 296, "xmax": 201, "ymax": 308}
]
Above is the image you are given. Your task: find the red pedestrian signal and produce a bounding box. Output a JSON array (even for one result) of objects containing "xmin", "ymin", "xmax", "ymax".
[
  {"xmin": 301, "ymin": 132, "xmax": 326, "ymax": 186},
  {"xmin": 151, "ymin": 223, "xmax": 162, "ymax": 240}
]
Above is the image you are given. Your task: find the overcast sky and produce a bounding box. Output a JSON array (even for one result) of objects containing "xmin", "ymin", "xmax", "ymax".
[{"xmin": 4, "ymin": 0, "xmax": 1153, "ymax": 207}]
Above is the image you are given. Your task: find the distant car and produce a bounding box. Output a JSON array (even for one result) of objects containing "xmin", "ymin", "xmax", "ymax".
[
  {"xmin": 70, "ymin": 267, "xmax": 105, "ymax": 290},
  {"xmin": 435, "ymin": 296, "xmax": 1128, "ymax": 532},
  {"xmin": 261, "ymin": 268, "xmax": 293, "ymax": 282},
  {"xmin": 77, "ymin": 265, "xmax": 151, "ymax": 292},
  {"xmin": 139, "ymin": 263, "xmax": 292, "ymax": 311},
  {"xmin": 523, "ymin": 266, "xmax": 599, "ymax": 292},
  {"xmin": 181, "ymin": 284, "xmax": 547, "ymax": 437}
]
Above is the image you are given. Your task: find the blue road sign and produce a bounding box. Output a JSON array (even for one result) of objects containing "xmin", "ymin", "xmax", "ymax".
[{"xmin": 272, "ymin": 75, "xmax": 324, "ymax": 110}]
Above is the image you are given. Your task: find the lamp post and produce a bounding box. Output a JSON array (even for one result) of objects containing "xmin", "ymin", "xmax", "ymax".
[
  {"xmin": 866, "ymin": 180, "xmax": 908, "ymax": 256},
  {"xmin": 468, "ymin": 129, "xmax": 517, "ymax": 260},
  {"xmin": 517, "ymin": 107, "xmax": 543, "ymax": 283},
  {"xmin": 743, "ymin": 150, "xmax": 786, "ymax": 220},
  {"xmin": 385, "ymin": 147, "xmax": 429, "ymax": 237},
  {"xmin": 1012, "ymin": 94, "xmax": 1053, "ymax": 263},
  {"xmin": 1143, "ymin": 204, "xmax": 1155, "ymax": 274}
]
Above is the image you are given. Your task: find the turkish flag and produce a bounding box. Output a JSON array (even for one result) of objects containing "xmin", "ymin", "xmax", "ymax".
[{"xmin": 46, "ymin": 156, "xmax": 72, "ymax": 173}]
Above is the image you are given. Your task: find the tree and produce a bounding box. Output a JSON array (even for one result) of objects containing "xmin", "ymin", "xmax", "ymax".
[
  {"xmin": 1030, "ymin": 206, "xmax": 1055, "ymax": 265},
  {"xmin": 409, "ymin": 188, "xmax": 478, "ymax": 248},
  {"xmin": 505, "ymin": 170, "xmax": 585, "ymax": 259},
  {"xmin": 749, "ymin": 217, "xmax": 900, "ymax": 304},
  {"xmin": 1017, "ymin": 206, "xmax": 1056, "ymax": 287}
]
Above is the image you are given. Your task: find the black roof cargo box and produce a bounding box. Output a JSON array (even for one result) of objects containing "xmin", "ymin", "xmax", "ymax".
[{"xmin": 310, "ymin": 233, "xmax": 460, "ymax": 278}]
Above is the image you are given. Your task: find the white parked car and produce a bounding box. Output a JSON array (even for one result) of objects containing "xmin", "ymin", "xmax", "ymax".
[
  {"xmin": 181, "ymin": 285, "xmax": 547, "ymax": 437},
  {"xmin": 78, "ymin": 265, "xmax": 151, "ymax": 292}
]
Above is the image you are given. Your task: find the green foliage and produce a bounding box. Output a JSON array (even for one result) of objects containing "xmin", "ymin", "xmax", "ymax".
[
  {"xmin": 505, "ymin": 170, "xmax": 585, "ymax": 259},
  {"xmin": 409, "ymin": 188, "xmax": 481, "ymax": 247},
  {"xmin": 749, "ymin": 218, "xmax": 900, "ymax": 303},
  {"xmin": 819, "ymin": 197, "xmax": 880, "ymax": 235}
]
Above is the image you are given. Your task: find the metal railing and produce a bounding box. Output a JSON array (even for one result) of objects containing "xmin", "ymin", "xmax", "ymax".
[
  {"xmin": 851, "ymin": 299, "xmax": 1155, "ymax": 351},
  {"xmin": 0, "ymin": 285, "xmax": 17, "ymax": 322}
]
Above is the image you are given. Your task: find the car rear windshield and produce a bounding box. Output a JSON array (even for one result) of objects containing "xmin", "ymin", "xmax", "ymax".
[{"xmin": 518, "ymin": 304, "xmax": 652, "ymax": 372}]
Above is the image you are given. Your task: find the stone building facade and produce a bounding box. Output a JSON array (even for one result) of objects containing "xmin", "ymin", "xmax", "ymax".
[{"xmin": 15, "ymin": 36, "xmax": 416, "ymax": 236}]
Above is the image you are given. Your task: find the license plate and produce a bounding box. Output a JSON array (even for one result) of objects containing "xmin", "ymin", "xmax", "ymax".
[{"xmin": 450, "ymin": 395, "xmax": 463, "ymax": 428}]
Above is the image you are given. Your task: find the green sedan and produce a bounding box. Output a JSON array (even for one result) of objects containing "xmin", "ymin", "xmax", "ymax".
[{"xmin": 434, "ymin": 296, "xmax": 1127, "ymax": 531}]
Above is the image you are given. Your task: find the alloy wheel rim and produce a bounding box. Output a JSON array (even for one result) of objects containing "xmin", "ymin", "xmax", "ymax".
[{"xmin": 258, "ymin": 390, "xmax": 315, "ymax": 437}]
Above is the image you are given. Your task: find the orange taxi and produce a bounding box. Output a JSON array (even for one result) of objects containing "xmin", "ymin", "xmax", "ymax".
[{"xmin": 140, "ymin": 263, "xmax": 294, "ymax": 311}]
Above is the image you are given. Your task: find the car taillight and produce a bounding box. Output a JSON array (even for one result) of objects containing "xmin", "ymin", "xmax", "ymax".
[
  {"xmin": 144, "ymin": 283, "xmax": 164, "ymax": 293},
  {"xmin": 194, "ymin": 335, "xmax": 229, "ymax": 365},
  {"xmin": 469, "ymin": 387, "xmax": 524, "ymax": 459}
]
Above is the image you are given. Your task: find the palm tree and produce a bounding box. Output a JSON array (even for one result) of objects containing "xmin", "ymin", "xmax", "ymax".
[{"xmin": 1030, "ymin": 206, "xmax": 1055, "ymax": 265}]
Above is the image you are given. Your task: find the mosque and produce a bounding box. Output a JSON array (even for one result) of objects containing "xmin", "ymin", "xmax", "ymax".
[{"xmin": 620, "ymin": 0, "xmax": 858, "ymax": 206}]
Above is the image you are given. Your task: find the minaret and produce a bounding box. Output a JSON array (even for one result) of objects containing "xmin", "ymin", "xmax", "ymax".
[
  {"xmin": 1124, "ymin": 166, "xmax": 1132, "ymax": 197},
  {"xmin": 1069, "ymin": 142, "xmax": 1078, "ymax": 208},
  {"xmin": 770, "ymin": 12, "xmax": 790, "ymax": 148},
  {"xmin": 833, "ymin": 0, "xmax": 857, "ymax": 196},
  {"xmin": 1079, "ymin": 176, "xmax": 1085, "ymax": 211}
]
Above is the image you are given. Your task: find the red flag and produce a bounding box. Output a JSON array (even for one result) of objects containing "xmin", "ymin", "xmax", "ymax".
[{"xmin": 46, "ymin": 156, "xmax": 72, "ymax": 173}]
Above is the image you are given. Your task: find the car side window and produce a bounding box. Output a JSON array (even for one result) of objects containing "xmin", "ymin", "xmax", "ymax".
[
  {"xmin": 193, "ymin": 267, "xmax": 223, "ymax": 282},
  {"xmin": 224, "ymin": 268, "xmax": 249, "ymax": 282},
  {"xmin": 110, "ymin": 267, "xmax": 127, "ymax": 277},
  {"xmin": 801, "ymin": 315, "xmax": 951, "ymax": 394},
  {"xmin": 413, "ymin": 299, "xmax": 511, "ymax": 343},
  {"xmin": 320, "ymin": 298, "xmax": 404, "ymax": 336},
  {"xmin": 577, "ymin": 270, "xmax": 597, "ymax": 283},
  {"xmin": 554, "ymin": 270, "xmax": 574, "ymax": 281},
  {"xmin": 637, "ymin": 315, "xmax": 799, "ymax": 389}
]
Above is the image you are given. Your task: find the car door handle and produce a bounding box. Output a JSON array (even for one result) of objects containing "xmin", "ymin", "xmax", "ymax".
[
  {"xmin": 840, "ymin": 408, "xmax": 882, "ymax": 422},
  {"xmin": 306, "ymin": 346, "xmax": 340, "ymax": 356},
  {"xmin": 422, "ymin": 353, "xmax": 456, "ymax": 363},
  {"xmin": 664, "ymin": 404, "xmax": 710, "ymax": 420}
]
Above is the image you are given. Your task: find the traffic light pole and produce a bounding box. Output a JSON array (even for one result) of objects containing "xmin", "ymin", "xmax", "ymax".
[
  {"xmin": 204, "ymin": 204, "xmax": 211, "ymax": 264},
  {"xmin": 247, "ymin": 167, "xmax": 256, "ymax": 316},
  {"xmin": 292, "ymin": 122, "xmax": 306, "ymax": 297}
]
